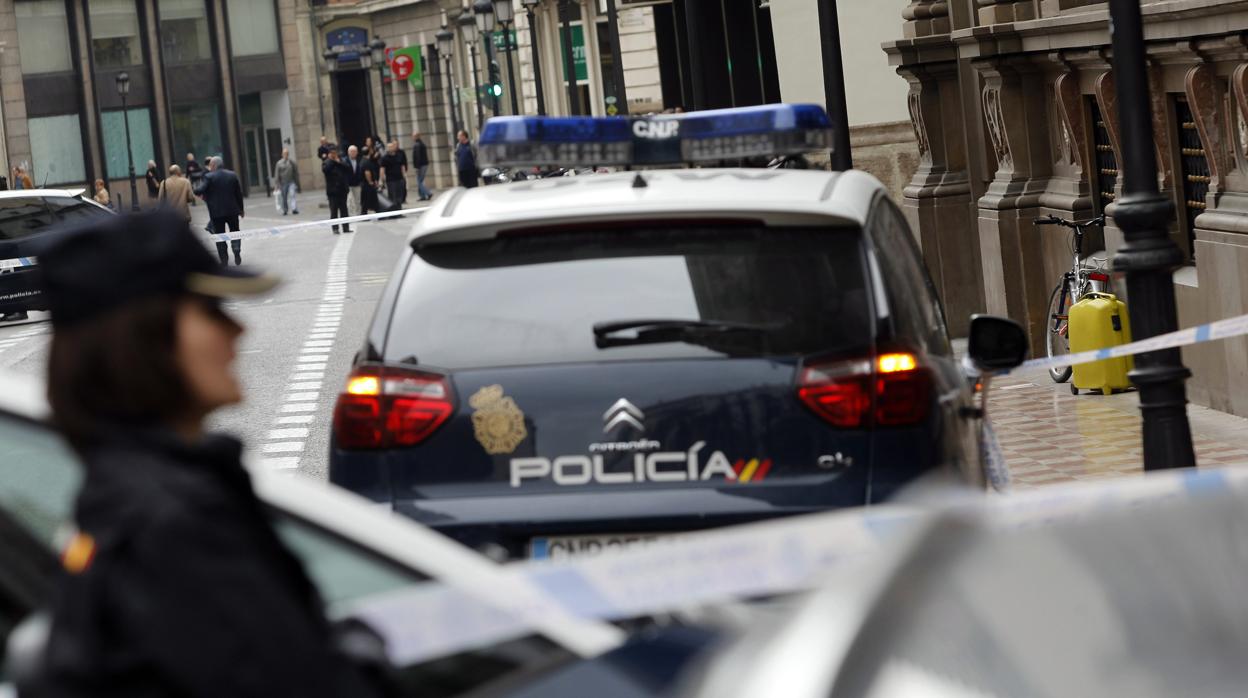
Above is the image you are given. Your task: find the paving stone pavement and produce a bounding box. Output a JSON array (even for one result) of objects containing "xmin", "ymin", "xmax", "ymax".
[{"xmin": 987, "ymin": 363, "xmax": 1248, "ymax": 490}]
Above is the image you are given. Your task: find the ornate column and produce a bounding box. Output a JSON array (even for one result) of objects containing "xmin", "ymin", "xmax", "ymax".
[
  {"xmin": 897, "ymin": 58, "xmax": 983, "ymax": 337},
  {"xmin": 974, "ymin": 58, "xmax": 1056, "ymax": 353}
]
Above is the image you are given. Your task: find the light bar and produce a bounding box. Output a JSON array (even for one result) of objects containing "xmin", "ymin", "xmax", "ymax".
[{"xmin": 478, "ymin": 103, "xmax": 833, "ymax": 168}]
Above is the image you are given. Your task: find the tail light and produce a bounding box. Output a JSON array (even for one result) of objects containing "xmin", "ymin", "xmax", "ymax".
[
  {"xmin": 334, "ymin": 365, "xmax": 454, "ymax": 450},
  {"xmin": 797, "ymin": 351, "xmax": 930, "ymax": 428},
  {"xmin": 1088, "ymin": 271, "xmax": 1110, "ymax": 283}
]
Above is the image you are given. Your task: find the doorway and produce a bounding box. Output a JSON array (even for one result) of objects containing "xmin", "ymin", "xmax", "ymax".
[
  {"xmin": 243, "ymin": 126, "xmax": 271, "ymax": 195},
  {"xmin": 333, "ymin": 70, "xmax": 374, "ymax": 152}
]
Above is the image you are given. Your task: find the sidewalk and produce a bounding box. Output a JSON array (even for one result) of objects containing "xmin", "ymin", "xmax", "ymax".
[{"xmin": 988, "ymin": 361, "xmax": 1248, "ymax": 489}]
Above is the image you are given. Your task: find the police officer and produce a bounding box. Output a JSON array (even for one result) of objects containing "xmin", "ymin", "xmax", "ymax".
[{"xmin": 26, "ymin": 211, "xmax": 386, "ymax": 697}]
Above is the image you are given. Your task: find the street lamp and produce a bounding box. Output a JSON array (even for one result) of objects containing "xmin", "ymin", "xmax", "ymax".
[
  {"xmin": 457, "ymin": 11, "xmax": 485, "ymax": 129},
  {"xmin": 370, "ymin": 35, "xmax": 392, "ymax": 142},
  {"xmin": 520, "ymin": 0, "xmax": 546, "ymax": 115},
  {"xmin": 322, "ymin": 48, "xmax": 339, "ymax": 72},
  {"xmin": 493, "ymin": 0, "xmax": 520, "ymax": 115},
  {"xmin": 1106, "ymin": 0, "xmax": 1196, "ymax": 470},
  {"xmin": 474, "ymin": 0, "xmax": 501, "ymax": 116},
  {"xmin": 558, "ymin": 0, "xmax": 580, "ymax": 115},
  {"xmin": 115, "ymin": 71, "xmax": 139, "ymax": 212},
  {"xmin": 436, "ymin": 26, "xmax": 462, "ymax": 136}
]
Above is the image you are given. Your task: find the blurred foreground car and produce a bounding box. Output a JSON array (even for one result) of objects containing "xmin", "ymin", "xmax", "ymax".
[
  {"xmin": 331, "ymin": 104, "xmax": 1015, "ymax": 559},
  {"xmin": 0, "ymin": 370, "xmax": 621, "ymax": 696},
  {"xmin": 0, "ymin": 190, "xmax": 114, "ymax": 322}
]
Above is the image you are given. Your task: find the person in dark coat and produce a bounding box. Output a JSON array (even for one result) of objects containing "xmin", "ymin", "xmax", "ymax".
[
  {"xmin": 144, "ymin": 160, "xmax": 162, "ymax": 202},
  {"xmin": 322, "ymin": 149, "xmax": 352, "ymax": 234},
  {"xmin": 317, "ymin": 136, "xmax": 335, "ymax": 161},
  {"xmin": 455, "ymin": 130, "xmax": 478, "ymax": 189},
  {"xmin": 411, "ymin": 131, "xmax": 432, "ymax": 200},
  {"xmin": 379, "ymin": 141, "xmax": 408, "ymax": 208},
  {"xmin": 361, "ymin": 148, "xmax": 384, "ymax": 214},
  {"xmin": 26, "ymin": 211, "xmax": 386, "ymax": 698},
  {"xmin": 184, "ymin": 153, "xmax": 202, "ymax": 206},
  {"xmin": 199, "ymin": 156, "xmax": 245, "ymax": 265}
]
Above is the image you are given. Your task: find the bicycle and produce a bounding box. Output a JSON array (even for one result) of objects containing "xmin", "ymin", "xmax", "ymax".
[{"xmin": 1034, "ymin": 214, "xmax": 1111, "ymax": 383}]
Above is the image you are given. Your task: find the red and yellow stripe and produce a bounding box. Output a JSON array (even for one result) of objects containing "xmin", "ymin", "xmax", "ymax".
[{"xmin": 732, "ymin": 458, "xmax": 773, "ymax": 483}]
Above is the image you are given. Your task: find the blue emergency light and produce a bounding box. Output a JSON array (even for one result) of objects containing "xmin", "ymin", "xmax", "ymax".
[{"xmin": 477, "ymin": 103, "xmax": 833, "ymax": 168}]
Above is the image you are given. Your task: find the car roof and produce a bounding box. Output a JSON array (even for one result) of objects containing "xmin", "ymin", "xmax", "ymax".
[
  {"xmin": 409, "ymin": 168, "xmax": 885, "ymax": 246},
  {"xmin": 0, "ymin": 189, "xmax": 87, "ymax": 201}
]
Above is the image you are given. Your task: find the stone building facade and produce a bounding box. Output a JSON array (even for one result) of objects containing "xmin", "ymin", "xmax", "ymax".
[{"xmin": 885, "ymin": 0, "xmax": 1248, "ymax": 417}]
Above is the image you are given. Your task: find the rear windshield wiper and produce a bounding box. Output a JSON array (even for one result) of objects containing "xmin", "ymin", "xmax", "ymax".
[{"xmin": 593, "ymin": 318, "xmax": 780, "ymax": 349}]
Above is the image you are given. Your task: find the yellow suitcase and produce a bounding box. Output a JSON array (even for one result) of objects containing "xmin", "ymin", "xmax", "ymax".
[{"xmin": 1068, "ymin": 292, "xmax": 1133, "ymax": 396}]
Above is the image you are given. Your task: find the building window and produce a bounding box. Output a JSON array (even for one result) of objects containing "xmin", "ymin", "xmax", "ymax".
[
  {"xmin": 225, "ymin": 0, "xmax": 279, "ymax": 57},
  {"xmin": 101, "ymin": 108, "xmax": 155, "ymax": 180},
  {"xmin": 1175, "ymin": 96, "xmax": 1206, "ymax": 258},
  {"xmin": 171, "ymin": 102, "xmax": 223, "ymax": 163},
  {"xmin": 16, "ymin": 0, "xmax": 74, "ymax": 75},
  {"xmin": 90, "ymin": 0, "xmax": 144, "ymax": 69},
  {"xmin": 158, "ymin": 0, "xmax": 212, "ymax": 64},
  {"xmin": 29, "ymin": 114, "xmax": 86, "ymax": 186},
  {"xmin": 1088, "ymin": 98, "xmax": 1118, "ymax": 216}
]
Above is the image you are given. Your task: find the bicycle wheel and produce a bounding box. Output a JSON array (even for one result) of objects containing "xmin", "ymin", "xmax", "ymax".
[{"xmin": 1045, "ymin": 280, "xmax": 1073, "ymax": 383}]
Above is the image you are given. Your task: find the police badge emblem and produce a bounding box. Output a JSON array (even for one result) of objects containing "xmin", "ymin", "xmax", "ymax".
[{"xmin": 470, "ymin": 384, "xmax": 528, "ymax": 455}]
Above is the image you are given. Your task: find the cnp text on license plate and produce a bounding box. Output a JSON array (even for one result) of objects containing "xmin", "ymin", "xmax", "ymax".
[{"xmin": 529, "ymin": 533, "xmax": 669, "ymax": 561}]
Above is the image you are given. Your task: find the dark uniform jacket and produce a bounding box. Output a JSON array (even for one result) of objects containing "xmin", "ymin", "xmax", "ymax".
[
  {"xmin": 200, "ymin": 169, "xmax": 244, "ymax": 220},
  {"xmin": 322, "ymin": 159, "xmax": 351, "ymax": 197},
  {"xmin": 380, "ymin": 151, "xmax": 407, "ymax": 182},
  {"xmin": 30, "ymin": 430, "xmax": 382, "ymax": 698}
]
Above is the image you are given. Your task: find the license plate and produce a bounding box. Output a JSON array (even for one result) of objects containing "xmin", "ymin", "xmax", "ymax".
[{"xmin": 529, "ymin": 533, "xmax": 669, "ymax": 561}]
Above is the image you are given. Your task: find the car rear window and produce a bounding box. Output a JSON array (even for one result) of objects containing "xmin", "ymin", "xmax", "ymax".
[
  {"xmin": 387, "ymin": 226, "xmax": 871, "ymax": 370},
  {"xmin": 0, "ymin": 196, "xmax": 108, "ymax": 242}
]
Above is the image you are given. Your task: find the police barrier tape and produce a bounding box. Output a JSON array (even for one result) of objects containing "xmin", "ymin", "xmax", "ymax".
[
  {"xmin": 350, "ymin": 464, "xmax": 1248, "ymax": 666},
  {"xmin": 0, "ymin": 206, "xmax": 431, "ymax": 269}
]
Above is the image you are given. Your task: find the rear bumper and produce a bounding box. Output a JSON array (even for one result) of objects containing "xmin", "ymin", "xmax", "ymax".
[{"xmin": 389, "ymin": 482, "xmax": 866, "ymax": 558}]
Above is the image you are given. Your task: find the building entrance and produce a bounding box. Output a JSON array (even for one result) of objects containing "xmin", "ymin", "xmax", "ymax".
[{"xmin": 333, "ymin": 71, "xmax": 374, "ymax": 152}]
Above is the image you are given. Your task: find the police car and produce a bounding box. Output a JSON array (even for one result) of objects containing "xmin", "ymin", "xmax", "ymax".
[
  {"xmin": 330, "ymin": 104, "xmax": 1016, "ymax": 560},
  {"xmin": 0, "ymin": 190, "xmax": 114, "ymax": 322}
]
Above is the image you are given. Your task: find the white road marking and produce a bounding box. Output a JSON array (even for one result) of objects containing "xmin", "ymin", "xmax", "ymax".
[
  {"xmin": 262, "ymin": 441, "xmax": 305, "ymax": 453},
  {"xmin": 277, "ymin": 414, "xmax": 316, "ymax": 424},
  {"xmin": 258, "ymin": 232, "xmax": 354, "ymax": 472}
]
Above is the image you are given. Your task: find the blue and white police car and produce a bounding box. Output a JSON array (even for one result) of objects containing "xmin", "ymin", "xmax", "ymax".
[{"xmin": 330, "ymin": 104, "xmax": 1014, "ymax": 560}]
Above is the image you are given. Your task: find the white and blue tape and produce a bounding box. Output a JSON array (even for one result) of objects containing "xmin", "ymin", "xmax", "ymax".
[
  {"xmin": 0, "ymin": 205, "xmax": 430, "ymax": 269},
  {"xmin": 349, "ymin": 463, "xmax": 1248, "ymax": 667}
]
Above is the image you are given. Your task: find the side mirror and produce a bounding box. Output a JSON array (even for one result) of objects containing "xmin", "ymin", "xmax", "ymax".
[{"xmin": 967, "ymin": 314, "xmax": 1028, "ymax": 371}]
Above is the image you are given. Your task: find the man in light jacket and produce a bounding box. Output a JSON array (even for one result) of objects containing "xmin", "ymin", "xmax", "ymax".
[
  {"xmin": 156, "ymin": 164, "xmax": 194, "ymax": 222},
  {"xmin": 272, "ymin": 149, "xmax": 300, "ymax": 215}
]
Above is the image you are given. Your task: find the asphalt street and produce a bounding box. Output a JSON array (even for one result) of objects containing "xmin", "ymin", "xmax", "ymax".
[{"xmin": 0, "ymin": 190, "xmax": 418, "ymax": 480}]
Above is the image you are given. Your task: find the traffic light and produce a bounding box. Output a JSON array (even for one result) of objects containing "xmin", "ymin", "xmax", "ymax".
[
  {"xmin": 489, "ymin": 60, "xmax": 503, "ymax": 109},
  {"xmin": 491, "ymin": 82, "xmax": 503, "ymax": 98}
]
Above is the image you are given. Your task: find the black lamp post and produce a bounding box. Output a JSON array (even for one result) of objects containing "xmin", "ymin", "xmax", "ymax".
[
  {"xmin": 520, "ymin": 0, "xmax": 546, "ymax": 115},
  {"xmin": 558, "ymin": 0, "xmax": 580, "ymax": 115},
  {"xmin": 603, "ymin": 0, "xmax": 627, "ymax": 115},
  {"xmin": 493, "ymin": 0, "xmax": 520, "ymax": 115},
  {"xmin": 457, "ymin": 12, "xmax": 485, "ymax": 129},
  {"xmin": 436, "ymin": 27, "xmax": 462, "ymax": 136},
  {"xmin": 1106, "ymin": 0, "xmax": 1196, "ymax": 471},
  {"xmin": 115, "ymin": 71, "xmax": 140, "ymax": 212},
  {"xmin": 370, "ymin": 35, "xmax": 392, "ymax": 142},
  {"xmin": 816, "ymin": 0, "xmax": 852, "ymax": 170},
  {"xmin": 474, "ymin": 0, "xmax": 501, "ymax": 117}
]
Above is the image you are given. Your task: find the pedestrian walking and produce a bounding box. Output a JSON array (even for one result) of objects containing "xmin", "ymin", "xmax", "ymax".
[
  {"xmin": 92, "ymin": 179, "xmax": 111, "ymax": 209},
  {"xmin": 272, "ymin": 148, "xmax": 300, "ymax": 215},
  {"xmin": 26, "ymin": 210, "xmax": 387, "ymax": 698},
  {"xmin": 145, "ymin": 160, "xmax": 162, "ymax": 202},
  {"xmin": 380, "ymin": 141, "xmax": 408, "ymax": 207},
  {"xmin": 317, "ymin": 136, "xmax": 335, "ymax": 161},
  {"xmin": 200, "ymin": 156, "xmax": 245, "ymax": 265},
  {"xmin": 345, "ymin": 145, "xmax": 365, "ymax": 216},
  {"xmin": 455, "ymin": 130, "xmax": 479, "ymax": 189},
  {"xmin": 411, "ymin": 131, "xmax": 432, "ymax": 200},
  {"xmin": 156, "ymin": 164, "xmax": 194, "ymax": 222},
  {"xmin": 185, "ymin": 153, "xmax": 203, "ymax": 206},
  {"xmin": 322, "ymin": 149, "xmax": 352, "ymax": 234},
  {"xmin": 361, "ymin": 148, "xmax": 384, "ymax": 215},
  {"xmin": 12, "ymin": 166, "xmax": 32, "ymax": 190}
]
